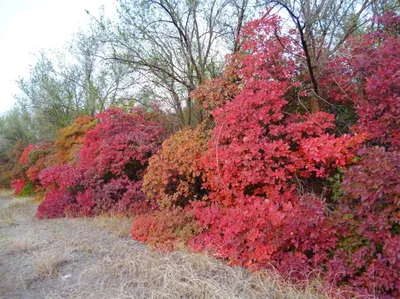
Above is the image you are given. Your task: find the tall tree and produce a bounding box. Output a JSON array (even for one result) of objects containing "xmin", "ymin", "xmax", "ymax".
[
  {"xmin": 0, "ymin": 106, "xmax": 36, "ymax": 144},
  {"xmin": 16, "ymin": 29, "xmax": 137, "ymax": 138}
]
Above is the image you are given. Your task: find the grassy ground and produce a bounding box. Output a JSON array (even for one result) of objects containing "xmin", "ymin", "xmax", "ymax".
[{"xmin": 0, "ymin": 191, "xmax": 357, "ymax": 299}]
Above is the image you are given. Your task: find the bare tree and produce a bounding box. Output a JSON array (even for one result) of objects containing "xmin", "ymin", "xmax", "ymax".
[{"xmin": 97, "ymin": 0, "xmax": 257, "ymax": 126}]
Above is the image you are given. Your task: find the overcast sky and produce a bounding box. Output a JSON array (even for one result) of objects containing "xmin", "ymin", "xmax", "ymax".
[{"xmin": 0, "ymin": 0, "xmax": 115, "ymax": 115}]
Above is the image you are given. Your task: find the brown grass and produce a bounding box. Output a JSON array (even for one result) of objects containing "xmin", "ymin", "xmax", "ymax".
[
  {"xmin": 48, "ymin": 243, "xmax": 337, "ymax": 299},
  {"xmin": 0, "ymin": 194, "xmax": 372, "ymax": 299},
  {"xmin": 91, "ymin": 213, "xmax": 133, "ymax": 237},
  {"xmin": 0, "ymin": 196, "xmax": 34, "ymax": 226},
  {"xmin": 32, "ymin": 251, "xmax": 72, "ymax": 279},
  {"xmin": 0, "ymin": 189, "xmax": 13, "ymax": 200}
]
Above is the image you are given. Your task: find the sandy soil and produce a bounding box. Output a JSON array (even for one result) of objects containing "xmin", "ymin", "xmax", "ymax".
[{"xmin": 0, "ymin": 191, "xmax": 338, "ymax": 299}]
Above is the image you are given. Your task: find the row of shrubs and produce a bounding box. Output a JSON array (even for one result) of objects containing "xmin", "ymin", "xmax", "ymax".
[{"xmin": 3, "ymin": 12, "xmax": 399, "ymax": 298}]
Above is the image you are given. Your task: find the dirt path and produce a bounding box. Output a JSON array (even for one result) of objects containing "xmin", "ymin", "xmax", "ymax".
[{"xmin": 0, "ymin": 192, "xmax": 328, "ymax": 299}]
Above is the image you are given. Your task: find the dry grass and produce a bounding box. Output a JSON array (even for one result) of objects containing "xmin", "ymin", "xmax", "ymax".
[
  {"xmin": 3, "ymin": 196, "xmax": 33, "ymax": 209},
  {"xmin": 0, "ymin": 196, "xmax": 34, "ymax": 226},
  {"xmin": 0, "ymin": 207, "xmax": 17, "ymax": 226},
  {"xmin": 0, "ymin": 189, "xmax": 13, "ymax": 200},
  {"xmin": 3, "ymin": 233, "xmax": 39, "ymax": 254},
  {"xmin": 46, "ymin": 243, "xmax": 339, "ymax": 299},
  {"xmin": 91, "ymin": 213, "xmax": 133, "ymax": 237},
  {"xmin": 32, "ymin": 251, "xmax": 72, "ymax": 279},
  {"xmin": 0, "ymin": 194, "xmax": 371, "ymax": 299}
]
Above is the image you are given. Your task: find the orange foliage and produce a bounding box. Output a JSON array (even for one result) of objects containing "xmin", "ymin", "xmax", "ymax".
[
  {"xmin": 142, "ymin": 125, "xmax": 209, "ymax": 208},
  {"xmin": 54, "ymin": 116, "xmax": 98, "ymax": 165},
  {"xmin": 191, "ymin": 54, "xmax": 242, "ymax": 113},
  {"xmin": 131, "ymin": 206, "xmax": 198, "ymax": 251}
]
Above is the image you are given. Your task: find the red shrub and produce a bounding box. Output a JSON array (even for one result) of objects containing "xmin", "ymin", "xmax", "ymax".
[
  {"xmin": 11, "ymin": 179, "xmax": 26, "ymax": 195},
  {"xmin": 79, "ymin": 107, "xmax": 166, "ymax": 214},
  {"xmin": 37, "ymin": 107, "xmax": 166, "ymax": 218},
  {"xmin": 19, "ymin": 144, "xmax": 35, "ymax": 165},
  {"xmin": 11, "ymin": 142, "xmax": 56, "ymax": 194},
  {"xmin": 36, "ymin": 165, "xmax": 88, "ymax": 218},
  {"xmin": 295, "ymin": 133, "xmax": 366, "ymax": 178},
  {"xmin": 80, "ymin": 108, "xmax": 165, "ymax": 176},
  {"xmin": 1, "ymin": 141, "xmax": 25, "ymax": 189},
  {"xmin": 36, "ymin": 189, "xmax": 79, "ymax": 219},
  {"xmin": 349, "ymin": 12, "xmax": 400, "ymax": 150},
  {"xmin": 75, "ymin": 188, "xmax": 95, "ymax": 216},
  {"xmin": 87, "ymin": 177, "xmax": 151, "ymax": 215},
  {"xmin": 199, "ymin": 15, "xmax": 363, "ymax": 204},
  {"xmin": 327, "ymin": 147, "xmax": 400, "ymax": 297},
  {"xmin": 191, "ymin": 12, "xmax": 363, "ymax": 285},
  {"xmin": 190, "ymin": 193, "xmax": 336, "ymax": 277},
  {"xmin": 39, "ymin": 164, "xmax": 84, "ymax": 191}
]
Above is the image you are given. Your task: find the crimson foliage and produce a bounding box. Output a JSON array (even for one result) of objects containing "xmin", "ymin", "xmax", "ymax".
[
  {"xmin": 191, "ymin": 15, "xmax": 341, "ymax": 269},
  {"xmin": 347, "ymin": 13, "xmax": 399, "ymax": 150},
  {"xmin": 36, "ymin": 165, "xmax": 85, "ymax": 218},
  {"xmin": 327, "ymin": 147, "xmax": 400, "ymax": 297},
  {"xmin": 36, "ymin": 108, "xmax": 166, "ymax": 218},
  {"xmin": 188, "ymin": 12, "xmax": 366, "ymax": 290},
  {"xmin": 11, "ymin": 179, "xmax": 26, "ymax": 195},
  {"xmin": 186, "ymin": 12, "xmax": 400, "ymax": 299},
  {"xmin": 79, "ymin": 108, "xmax": 166, "ymax": 215}
]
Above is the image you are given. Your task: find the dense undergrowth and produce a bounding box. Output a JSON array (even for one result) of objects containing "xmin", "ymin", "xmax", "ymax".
[{"xmin": 1, "ymin": 11, "xmax": 399, "ymax": 298}]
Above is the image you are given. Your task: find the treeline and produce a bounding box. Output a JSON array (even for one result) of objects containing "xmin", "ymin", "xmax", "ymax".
[{"xmin": 1, "ymin": 0, "xmax": 400, "ymax": 298}]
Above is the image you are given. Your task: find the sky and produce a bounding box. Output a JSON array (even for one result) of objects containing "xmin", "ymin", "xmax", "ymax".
[{"xmin": 0, "ymin": 0, "xmax": 116, "ymax": 115}]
